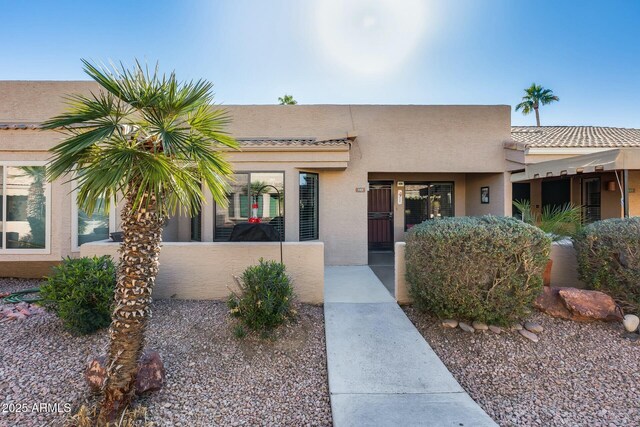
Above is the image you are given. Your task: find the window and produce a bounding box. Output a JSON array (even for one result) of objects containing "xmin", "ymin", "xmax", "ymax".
[
  {"xmin": 215, "ymin": 172, "xmax": 284, "ymax": 241},
  {"xmin": 582, "ymin": 177, "xmax": 601, "ymax": 223},
  {"xmin": 404, "ymin": 182, "xmax": 454, "ymax": 231},
  {"xmin": 0, "ymin": 163, "xmax": 50, "ymax": 253},
  {"xmin": 71, "ymin": 187, "xmax": 115, "ymax": 251},
  {"xmin": 299, "ymin": 172, "xmax": 319, "ymax": 241},
  {"xmin": 190, "ymin": 212, "xmax": 202, "ymax": 241}
]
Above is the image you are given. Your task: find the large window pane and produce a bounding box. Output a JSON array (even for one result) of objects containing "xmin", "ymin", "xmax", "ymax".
[
  {"xmin": 6, "ymin": 166, "xmax": 46, "ymax": 249},
  {"xmin": 78, "ymin": 198, "xmax": 109, "ymax": 246},
  {"xmin": 215, "ymin": 173, "xmax": 249, "ymax": 241},
  {"xmin": 251, "ymin": 172, "xmax": 285, "ymax": 238},
  {"xmin": 215, "ymin": 172, "xmax": 284, "ymax": 241},
  {"xmin": 404, "ymin": 182, "xmax": 454, "ymax": 231},
  {"xmin": 299, "ymin": 173, "xmax": 319, "ymax": 241}
]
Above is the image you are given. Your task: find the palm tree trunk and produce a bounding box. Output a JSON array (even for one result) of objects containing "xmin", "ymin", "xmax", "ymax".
[
  {"xmin": 97, "ymin": 190, "xmax": 163, "ymax": 425},
  {"xmin": 535, "ymin": 107, "xmax": 541, "ymax": 127}
]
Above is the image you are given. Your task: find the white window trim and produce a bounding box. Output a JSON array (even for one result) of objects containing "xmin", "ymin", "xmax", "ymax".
[
  {"xmin": 0, "ymin": 161, "xmax": 51, "ymax": 255},
  {"xmin": 71, "ymin": 183, "xmax": 117, "ymax": 252}
]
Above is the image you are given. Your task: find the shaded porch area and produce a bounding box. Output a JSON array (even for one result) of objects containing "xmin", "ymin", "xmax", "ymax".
[{"xmin": 511, "ymin": 148, "xmax": 640, "ymax": 221}]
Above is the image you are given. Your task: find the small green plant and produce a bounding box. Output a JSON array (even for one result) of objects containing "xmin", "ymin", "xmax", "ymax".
[
  {"xmin": 40, "ymin": 256, "xmax": 116, "ymax": 335},
  {"xmin": 574, "ymin": 217, "xmax": 640, "ymax": 313},
  {"xmin": 233, "ymin": 324, "xmax": 247, "ymax": 339},
  {"xmin": 228, "ymin": 259, "xmax": 296, "ymax": 333},
  {"xmin": 513, "ymin": 199, "xmax": 582, "ymax": 240},
  {"xmin": 406, "ymin": 216, "xmax": 551, "ymax": 326}
]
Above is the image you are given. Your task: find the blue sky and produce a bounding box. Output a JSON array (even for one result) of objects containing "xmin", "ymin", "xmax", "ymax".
[{"xmin": 2, "ymin": 0, "xmax": 639, "ymax": 127}]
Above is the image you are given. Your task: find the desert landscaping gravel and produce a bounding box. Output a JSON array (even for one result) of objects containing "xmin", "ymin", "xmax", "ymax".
[
  {"xmin": 405, "ymin": 307, "xmax": 640, "ymax": 427},
  {"xmin": 1, "ymin": 278, "xmax": 331, "ymax": 426}
]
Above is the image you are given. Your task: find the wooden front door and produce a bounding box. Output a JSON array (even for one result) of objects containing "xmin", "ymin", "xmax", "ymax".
[{"xmin": 368, "ymin": 182, "xmax": 394, "ymax": 250}]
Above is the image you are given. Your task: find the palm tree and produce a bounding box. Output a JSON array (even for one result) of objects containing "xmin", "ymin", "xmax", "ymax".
[
  {"xmin": 515, "ymin": 83, "xmax": 559, "ymax": 126},
  {"xmin": 278, "ymin": 94, "xmax": 297, "ymax": 105},
  {"xmin": 43, "ymin": 59, "xmax": 238, "ymax": 424}
]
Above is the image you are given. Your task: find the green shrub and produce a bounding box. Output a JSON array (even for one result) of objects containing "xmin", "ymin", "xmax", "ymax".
[
  {"xmin": 574, "ymin": 217, "xmax": 640, "ymax": 313},
  {"xmin": 406, "ymin": 216, "xmax": 551, "ymax": 326},
  {"xmin": 228, "ymin": 259, "xmax": 296, "ymax": 332},
  {"xmin": 40, "ymin": 256, "xmax": 116, "ymax": 335}
]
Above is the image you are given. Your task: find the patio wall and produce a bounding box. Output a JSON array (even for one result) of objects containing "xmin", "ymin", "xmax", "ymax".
[
  {"xmin": 394, "ymin": 240, "xmax": 584, "ymax": 305},
  {"xmin": 80, "ymin": 241, "xmax": 324, "ymax": 304}
]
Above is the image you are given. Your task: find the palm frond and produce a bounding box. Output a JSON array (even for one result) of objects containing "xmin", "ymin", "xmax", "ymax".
[{"xmin": 46, "ymin": 59, "xmax": 237, "ymax": 218}]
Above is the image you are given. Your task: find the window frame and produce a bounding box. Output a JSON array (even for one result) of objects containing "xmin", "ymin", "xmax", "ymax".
[
  {"xmin": 71, "ymin": 184, "xmax": 117, "ymax": 252},
  {"xmin": 299, "ymin": 172, "xmax": 319, "ymax": 241},
  {"xmin": 213, "ymin": 170, "xmax": 286, "ymax": 241},
  {"xmin": 0, "ymin": 161, "xmax": 52, "ymax": 254}
]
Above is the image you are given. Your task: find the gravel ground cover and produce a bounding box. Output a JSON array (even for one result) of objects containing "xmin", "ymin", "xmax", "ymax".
[
  {"xmin": 1, "ymin": 278, "xmax": 331, "ymax": 427},
  {"xmin": 404, "ymin": 307, "xmax": 640, "ymax": 427}
]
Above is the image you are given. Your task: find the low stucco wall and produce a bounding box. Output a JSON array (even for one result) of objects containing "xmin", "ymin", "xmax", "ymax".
[
  {"xmin": 394, "ymin": 240, "xmax": 584, "ymax": 305},
  {"xmin": 550, "ymin": 240, "xmax": 585, "ymax": 288},
  {"xmin": 80, "ymin": 241, "xmax": 324, "ymax": 304},
  {"xmin": 394, "ymin": 242, "xmax": 411, "ymax": 305}
]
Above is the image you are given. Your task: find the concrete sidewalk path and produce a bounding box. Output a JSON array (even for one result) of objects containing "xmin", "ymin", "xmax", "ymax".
[{"xmin": 324, "ymin": 266, "xmax": 497, "ymax": 427}]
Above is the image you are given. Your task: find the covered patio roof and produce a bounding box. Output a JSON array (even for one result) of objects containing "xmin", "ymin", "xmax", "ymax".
[{"xmin": 511, "ymin": 148, "xmax": 640, "ymax": 182}]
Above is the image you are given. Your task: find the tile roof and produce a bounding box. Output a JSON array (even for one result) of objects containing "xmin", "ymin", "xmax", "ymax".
[
  {"xmin": 236, "ymin": 137, "xmax": 350, "ymax": 147},
  {"xmin": 0, "ymin": 122, "xmax": 40, "ymax": 130},
  {"xmin": 511, "ymin": 126, "xmax": 640, "ymax": 148},
  {"xmin": 0, "ymin": 123, "xmax": 350, "ymax": 148}
]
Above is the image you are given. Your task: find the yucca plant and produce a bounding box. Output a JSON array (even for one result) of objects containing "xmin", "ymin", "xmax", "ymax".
[
  {"xmin": 43, "ymin": 59, "xmax": 238, "ymax": 424},
  {"xmin": 513, "ymin": 199, "xmax": 582, "ymax": 241}
]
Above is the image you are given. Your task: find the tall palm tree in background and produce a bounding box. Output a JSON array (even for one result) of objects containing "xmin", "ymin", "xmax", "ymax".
[
  {"xmin": 278, "ymin": 94, "xmax": 297, "ymax": 105},
  {"xmin": 43, "ymin": 60, "xmax": 238, "ymax": 424},
  {"xmin": 515, "ymin": 83, "xmax": 559, "ymax": 126}
]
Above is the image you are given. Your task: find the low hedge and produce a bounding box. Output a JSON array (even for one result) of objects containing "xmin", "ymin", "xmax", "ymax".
[
  {"xmin": 406, "ymin": 216, "xmax": 551, "ymax": 326},
  {"xmin": 574, "ymin": 217, "xmax": 640, "ymax": 313},
  {"xmin": 40, "ymin": 256, "xmax": 116, "ymax": 335}
]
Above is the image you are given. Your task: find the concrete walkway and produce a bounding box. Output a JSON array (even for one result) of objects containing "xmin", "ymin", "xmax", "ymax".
[{"xmin": 324, "ymin": 266, "xmax": 497, "ymax": 427}]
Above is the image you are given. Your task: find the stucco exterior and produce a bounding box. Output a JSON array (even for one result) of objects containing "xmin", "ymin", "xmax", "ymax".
[
  {"xmin": 80, "ymin": 241, "xmax": 324, "ymax": 304},
  {"xmin": 0, "ymin": 81, "xmax": 513, "ymax": 277}
]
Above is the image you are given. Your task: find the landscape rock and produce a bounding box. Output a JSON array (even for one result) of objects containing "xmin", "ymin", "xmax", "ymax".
[
  {"xmin": 559, "ymin": 288, "xmax": 623, "ymax": 322},
  {"xmin": 442, "ymin": 319, "xmax": 458, "ymax": 329},
  {"xmin": 459, "ymin": 322, "xmax": 475, "ymax": 333},
  {"xmin": 535, "ymin": 287, "xmax": 623, "ymax": 322},
  {"xmin": 488, "ymin": 325, "xmax": 502, "ymax": 334},
  {"xmin": 524, "ymin": 321, "xmax": 544, "ymax": 333},
  {"xmin": 511, "ymin": 323, "xmax": 523, "ymax": 331},
  {"xmin": 472, "ymin": 321, "xmax": 488, "ymax": 331},
  {"xmin": 623, "ymin": 314, "xmax": 639, "ymax": 332},
  {"xmin": 534, "ymin": 287, "xmax": 573, "ymax": 319},
  {"xmin": 85, "ymin": 350, "xmax": 166, "ymax": 395},
  {"xmin": 519, "ymin": 329, "xmax": 539, "ymax": 342}
]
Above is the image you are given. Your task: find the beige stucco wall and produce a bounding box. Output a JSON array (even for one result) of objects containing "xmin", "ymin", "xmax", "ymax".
[
  {"xmin": 465, "ymin": 173, "xmax": 512, "ymax": 217},
  {"xmin": 550, "ymin": 240, "xmax": 585, "ymax": 288},
  {"xmin": 630, "ymin": 170, "xmax": 640, "ymax": 216},
  {"xmin": 0, "ymin": 81, "xmax": 511, "ymax": 268},
  {"xmin": 80, "ymin": 241, "xmax": 324, "ymax": 303},
  {"xmin": 394, "ymin": 242, "xmax": 410, "ymax": 304}
]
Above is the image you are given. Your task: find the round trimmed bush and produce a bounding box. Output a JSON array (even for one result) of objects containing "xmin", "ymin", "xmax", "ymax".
[
  {"xmin": 228, "ymin": 259, "xmax": 296, "ymax": 332},
  {"xmin": 40, "ymin": 256, "xmax": 116, "ymax": 335},
  {"xmin": 406, "ymin": 216, "xmax": 551, "ymax": 326},
  {"xmin": 574, "ymin": 217, "xmax": 640, "ymax": 313}
]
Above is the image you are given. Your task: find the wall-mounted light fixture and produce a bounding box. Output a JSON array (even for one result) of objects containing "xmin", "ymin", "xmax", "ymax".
[{"xmin": 606, "ymin": 181, "xmax": 617, "ymax": 192}]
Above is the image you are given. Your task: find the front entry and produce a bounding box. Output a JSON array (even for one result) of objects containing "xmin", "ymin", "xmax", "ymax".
[{"xmin": 368, "ymin": 182, "xmax": 394, "ymax": 250}]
